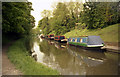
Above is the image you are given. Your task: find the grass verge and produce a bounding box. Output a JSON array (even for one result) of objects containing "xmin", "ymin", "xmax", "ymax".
[
  {"xmin": 64, "ymin": 24, "xmax": 120, "ymax": 43},
  {"xmin": 7, "ymin": 38, "xmax": 59, "ymax": 75}
]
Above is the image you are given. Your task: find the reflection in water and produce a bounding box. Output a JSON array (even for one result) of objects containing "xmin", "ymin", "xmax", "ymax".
[
  {"xmin": 31, "ymin": 37, "xmax": 118, "ymax": 75},
  {"xmin": 39, "ymin": 38, "xmax": 43, "ymax": 42},
  {"xmin": 67, "ymin": 47, "xmax": 105, "ymax": 67},
  {"xmin": 54, "ymin": 42, "xmax": 66, "ymax": 49},
  {"xmin": 32, "ymin": 42, "xmax": 44, "ymax": 63}
]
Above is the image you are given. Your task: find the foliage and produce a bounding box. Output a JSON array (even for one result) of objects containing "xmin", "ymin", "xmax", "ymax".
[
  {"xmin": 38, "ymin": 2, "xmax": 83, "ymax": 35},
  {"xmin": 2, "ymin": 2, "xmax": 35, "ymax": 37},
  {"xmin": 38, "ymin": 2, "xmax": 119, "ymax": 35},
  {"xmin": 81, "ymin": 2, "xmax": 119, "ymax": 29}
]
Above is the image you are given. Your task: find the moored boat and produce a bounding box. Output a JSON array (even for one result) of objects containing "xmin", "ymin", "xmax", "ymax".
[
  {"xmin": 48, "ymin": 34, "xmax": 54, "ymax": 40},
  {"xmin": 40, "ymin": 34, "xmax": 45, "ymax": 38},
  {"xmin": 67, "ymin": 36, "xmax": 105, "ymax": 49},
  {"xmin": 54, "ymin": 36, "xmax": 67, "ymax": 43}
]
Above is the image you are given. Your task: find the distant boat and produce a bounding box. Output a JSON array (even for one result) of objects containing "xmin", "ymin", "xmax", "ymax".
[
  {"xmin": 67, "ymin": 36, "xmax": 105, "ymax": 49},
  {"xmin": 48, "ymin": 34, "xmax": 54, "ymax": 40},
  {"xmin": 40, "ymin": 34, "xmax": 45, "ymax": 38},
  {"xmin": 54, "ymin": 36, "xmax": 67, "ymax": 43}
]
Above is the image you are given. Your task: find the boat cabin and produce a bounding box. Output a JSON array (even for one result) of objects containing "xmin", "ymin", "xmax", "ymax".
[
  {"xmin": 68, "ymin": 36, "xmax": 104, "ymax": 48},
  {"xmin": 54, "ymin": 36, "xmax": 67, "ymax": 43},
  {"xmin": 48, "ymin": 34, "xmax": 54, "ymax": 40}
]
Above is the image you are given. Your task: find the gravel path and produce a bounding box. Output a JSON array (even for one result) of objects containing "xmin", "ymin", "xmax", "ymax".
[
  {"xmin": 2, "ymin": 42, "xmax": 23, "ymax": 75},
  {"xmin": 105, "ymin": 46, "xmax": 120, "ymax": 50}
]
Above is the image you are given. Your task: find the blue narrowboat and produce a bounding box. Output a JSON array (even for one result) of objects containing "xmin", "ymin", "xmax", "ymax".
[{"xmin": 67, "ymin": 36, "xmax": 105, "ymax": 48}]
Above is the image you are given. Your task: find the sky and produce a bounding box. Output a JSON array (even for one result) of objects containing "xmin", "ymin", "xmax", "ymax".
[{"xmin": 28, "ymin": 0, "xmax": 85, "ymax": 27}]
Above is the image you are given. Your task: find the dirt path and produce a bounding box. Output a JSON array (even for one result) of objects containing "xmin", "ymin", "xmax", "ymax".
[
  {"xmin": 104, "ymin": 42, "xmax": 120, "ymax": 50},
  {"xmin": 2, "ymin": 42, "xmax": 23, "ymax": 75}
]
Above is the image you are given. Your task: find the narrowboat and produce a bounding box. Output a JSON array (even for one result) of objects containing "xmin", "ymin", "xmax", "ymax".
[
  {"xmin": 67, "ymin": 36, "xmax": 104, "ymax": 49},
  {"xmin": 40, "ymin": 34, "xmax": 45, "ymax": 38},
  {"xmin": 54, "ymin": 36, "xmax": 67, "ymax": 43},
  {"xmin": 48, "ymin": 34, "xmax": 54, "ymax": 40}
]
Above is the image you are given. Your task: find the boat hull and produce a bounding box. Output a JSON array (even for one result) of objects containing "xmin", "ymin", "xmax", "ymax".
[
  {"xmin": 68, "ymin": 42, "xmax": 87, "ymax": 47},
  {"xmin": 59, "ymin": 40, "xmax": 67, "ymax": 43},
  {"xmin": 68, "ymin": 42, "xmax": 104, "ymax": 50}
]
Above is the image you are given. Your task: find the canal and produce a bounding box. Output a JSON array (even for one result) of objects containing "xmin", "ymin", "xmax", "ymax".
[{"xmin": 30, "ymin": 37, "xmax": 119, "ymax": 75}]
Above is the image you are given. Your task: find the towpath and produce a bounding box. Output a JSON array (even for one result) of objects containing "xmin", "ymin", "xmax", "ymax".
[
  {"xmin": 102, "ymin": 42, "xmax": 120, "ymax": 53},
  {"xmin": 105, "ymin": 46, "xmax": 120, "ymax": 50},
  {"xmin": 2, "ymin": 42, "xmax": 23, "ymax": 75}
]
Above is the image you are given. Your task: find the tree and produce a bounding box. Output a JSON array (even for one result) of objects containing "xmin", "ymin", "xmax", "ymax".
[
  {"xmin": 38, "ymin": 1, "xmax": 119, "ymax": 36},
  {"xmin": 2, "ymin": 2, "xmax": 35, "ymax": 37},
  {"xmin": 38, "ymin": 10, "xmax": 52, "ymax": 35},
  {"xmin": 81, "ymin": 2, "xmax": 119, "ymax": 29}
]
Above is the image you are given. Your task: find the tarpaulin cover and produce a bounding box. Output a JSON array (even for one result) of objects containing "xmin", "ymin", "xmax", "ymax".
[{"xmin": 87, "ymin": 36, "xmax": 104, "ymax": 45}]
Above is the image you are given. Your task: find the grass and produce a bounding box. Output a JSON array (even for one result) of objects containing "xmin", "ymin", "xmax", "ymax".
[
  {"xmin": 7, "ymin": 38, "xmax": 59, "ymax": 75},
  {"xmin": 64, "ymin": 24, "xmax": 120, "ymax": 43}
]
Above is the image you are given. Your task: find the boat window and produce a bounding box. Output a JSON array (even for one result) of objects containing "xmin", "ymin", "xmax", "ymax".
[
  {"xmin": 72, "ymin": 39, "xmax": 75, "ymax": 42},
  {"xmin": 60, "ymin": 36, "xmax": 65, "ymax": 39},
  {"xmin": 68, "ymin": 38, "xmax": 70, "ymax": 42},
  {"xmin": 69, "ymin": 38, "xmax": 71, "ymax": 42},
  {"xmin": 77, "ymin": 38, "xmax": 80, "ymax": 42},
  {"xmin": 55, "ymin": 37, "xmax": 58, "ymax": 39},
  {"xmin": 82, "ymin": 38, "xmax": 87, "ymax": 43}
]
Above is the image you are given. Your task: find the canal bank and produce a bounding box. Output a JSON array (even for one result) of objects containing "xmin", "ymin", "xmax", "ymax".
[{"xmin": 6, "ymin": 38, "xmax": 59, "ymax": 75}]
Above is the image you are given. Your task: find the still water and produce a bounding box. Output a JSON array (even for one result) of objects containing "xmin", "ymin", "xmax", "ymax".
[{"xmin": 30, "ymin": 37, "xmax": 119, "ymax": 75}]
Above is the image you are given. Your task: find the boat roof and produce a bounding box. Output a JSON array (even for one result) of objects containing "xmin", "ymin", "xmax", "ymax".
[{"xmin": 87, "ymin": 36, "xmax": 104, "ymax": 45}]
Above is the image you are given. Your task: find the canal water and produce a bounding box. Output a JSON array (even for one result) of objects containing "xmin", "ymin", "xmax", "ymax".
[{"xmin": 30, "ymin": 37, "xmax": 119, "ymax": 75}]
